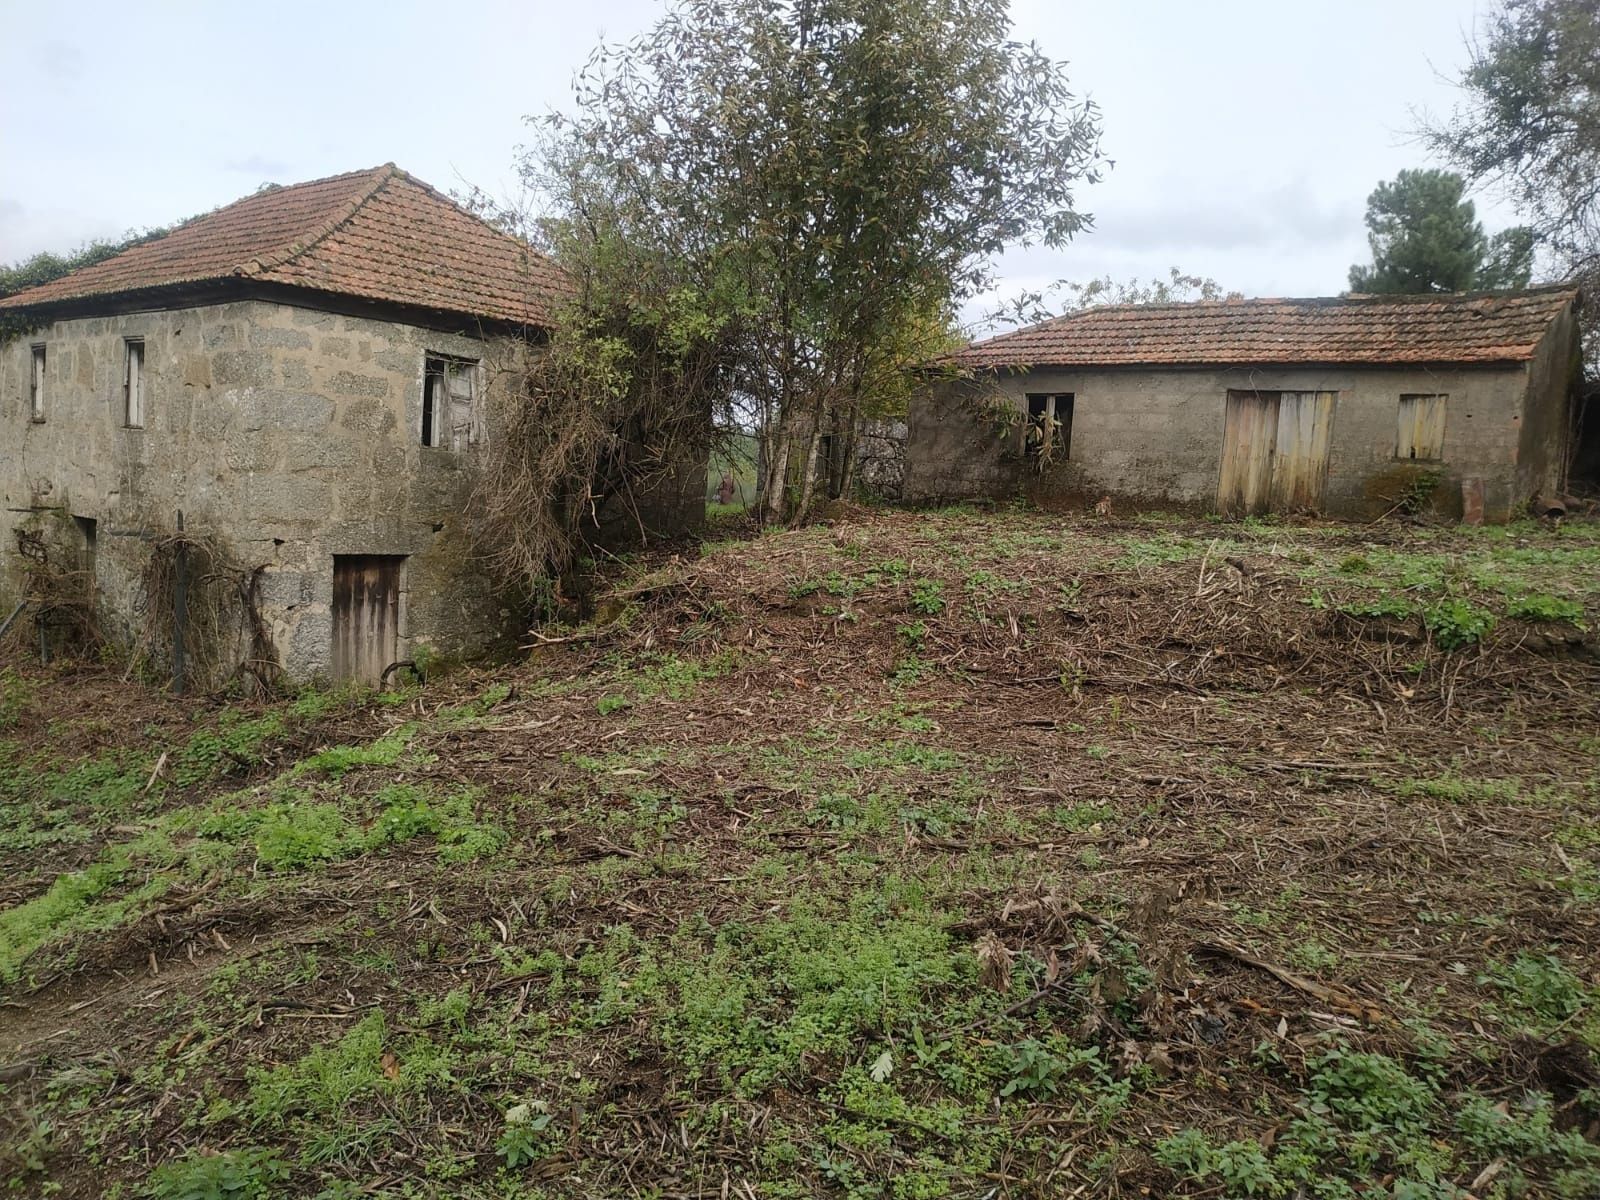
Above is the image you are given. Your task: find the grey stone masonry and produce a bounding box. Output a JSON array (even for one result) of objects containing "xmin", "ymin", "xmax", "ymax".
[{"xmin": 0, "ymin": 298, "xmax": 532, "ymax": 682}]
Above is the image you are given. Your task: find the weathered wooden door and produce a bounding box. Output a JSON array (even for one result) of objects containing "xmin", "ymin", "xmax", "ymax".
[
  {"xmin": 1269, "ymin": 391, "xmax": 1336, "ymax": 511},
  {"xmin": 1217, "ymin": 390, "xmax": 1336, "ymax": 515},
  {"xmin": 332, "ymin": 556, "xmax": 402, "ymax": 685},
  {"xmin": 1217, "ymin": 391, "xmax": 1279, "ymax": 515}
]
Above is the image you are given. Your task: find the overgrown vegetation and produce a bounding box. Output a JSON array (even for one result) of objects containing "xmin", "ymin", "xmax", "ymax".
[
  {"xmin": 469, "ymin": 0, "xmax": 1105, "ymax": 600},
  {"xmin": 134, "ymin": 527, "xmax": 278, "ymax": 696}
]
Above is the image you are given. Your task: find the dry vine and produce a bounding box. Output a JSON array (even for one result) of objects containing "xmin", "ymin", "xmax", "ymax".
[
  {"xmin": 136, "ymin": 529, "xmax": 280, "ymax": 697},
  {"xmin": 10, "ymin": 527, "xmax": 99, "ymax": 655}
]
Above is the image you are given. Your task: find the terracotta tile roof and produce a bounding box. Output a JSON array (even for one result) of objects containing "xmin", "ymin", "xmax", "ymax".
[
  {"xmin": 954, "ymin": 288, "xmax": 1580, "ymax": 370},
  {"xmin": 0, "ymin": 165, "xmax": 571, "ymax": 328}
]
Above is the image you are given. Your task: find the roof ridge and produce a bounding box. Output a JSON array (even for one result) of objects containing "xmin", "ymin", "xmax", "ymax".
[
  {"xmin": 383, "ymin": 167, "xmax": 544, "ymax": 261},
  {"xmin": 235, "ymin": 163, "xmax": 398, "ymax": 279},
  {"xmin": 967, "ymin": 286, "xmax": 1580, "ymax": 351}
]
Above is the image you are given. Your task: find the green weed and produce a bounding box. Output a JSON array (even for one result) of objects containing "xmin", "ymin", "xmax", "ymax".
[
  {"xmin": 145, "ymin": 1146, "xmax": 289, "ymax": 1200},
  {"xmin": 909, "ymin": 579, "xmax": 946, "ymax": 615},
  {"xmin": 254, "ymin": 802, "xmax": 353, "ymax": 870},
  {"xmin": 1482, "ymin": 953, "xmax": 1592, "ymax": 1028},
  {"xmin": 0, "ymin": 668, "xmax": 33, "ymax": 731},
  {"xmin": 248, "ymin": 1009, "xmax": 456, "ymax": 1127},
  {"xmin": 660, "ymin": 897, "xmax": 960, "ymax": 1096},
  {"xmin": 1505, "ymin": 593, "xmax": 1585, "ymax": 624},
  {"xmin": 295, "ymin": 726, "xmax": 417, "ymax": 778},
  {"xmin": 1424, "ymin": 597, "xmax": 1496, "ymax": 649}
]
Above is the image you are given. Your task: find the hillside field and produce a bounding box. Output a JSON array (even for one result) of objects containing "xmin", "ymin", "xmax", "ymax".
[{"xmin": 2, "ymin": 505, "xmax": 1599, "ymax": 1199}]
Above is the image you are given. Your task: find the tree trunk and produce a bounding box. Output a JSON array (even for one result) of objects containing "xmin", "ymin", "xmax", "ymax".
[
  {"xmin": 790, "ymin": 421, "xmax": 824, "ymax": 527},
  {"xmin": 837, "ymin": 391, "xmax": 863, "ymax": 500},
  {"xmin": 790, "ymin": 387, "xmax": 830, "ymax": 525},
  {"xmin": 762, "ymin": 410, "xmax": 795, "ymax": 526}
]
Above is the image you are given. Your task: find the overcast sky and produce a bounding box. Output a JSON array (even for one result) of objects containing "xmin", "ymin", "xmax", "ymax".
[{"xmin": 1, "ymin": 0, "xmax": 1514, "ymax": 323}]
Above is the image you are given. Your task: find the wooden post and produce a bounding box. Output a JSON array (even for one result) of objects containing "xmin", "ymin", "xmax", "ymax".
[
  {"xmin": 173, "ymin": 510, "xmax": 187, "ymax": 695},
  {"xmin": 0, "ymin": 599, "xmax": 26, "ymax": 643}
]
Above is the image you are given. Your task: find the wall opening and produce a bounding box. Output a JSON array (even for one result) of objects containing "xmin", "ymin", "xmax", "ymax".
[
  {"xmin": 124, "ymin": 339, "xmax": 146, "ymax": 428},
  {"xmin": 1024, "ymin": 393, "xmax": 1074, "ymax": 461},
  {"xmin": 29, "ymin": 344, "xmax": 45, "ymax": 423},
  {"xmin": 1397, "ymin": 394, "xmax": 1446, "ymax": 461},
  {"xmin": 422, "ymin": 353, "xmax": 479, "ymax": 451},
  {"xmin": 72, "ymin": 515, "xmax": 97, "ymax": 577}
]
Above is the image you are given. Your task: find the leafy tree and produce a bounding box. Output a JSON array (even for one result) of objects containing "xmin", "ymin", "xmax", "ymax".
[
  {"xmin": 519, "ymin": 0, "xmax": 1105, "ymax": 527},
  {"xmin": 1347, "ymin": 169, "xmax": 1530, "ymax": 294},
  {"xmin": 1, "ymin": 229, "xmax": 171, "ymax": 341},
  {"xmin": 1419, "ymin": 0, "xmax": 1599, "ymax": 356},
  {"xmin": 0, "ymin": 229, "xmax": 171, "ymax": 299}
]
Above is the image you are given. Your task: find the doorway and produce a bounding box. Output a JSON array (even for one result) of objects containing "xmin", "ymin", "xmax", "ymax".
[
  {"xmin": 332, "ymin": 555, "xmax": 404, "ymax": 685},
  {"xmin": 1217, "ymin": 390, "xmax": 1336, "ymax": 515}
]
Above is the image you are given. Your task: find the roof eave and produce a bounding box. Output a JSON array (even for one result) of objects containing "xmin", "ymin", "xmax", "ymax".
[{"xmin": 951, "ymin": 356, "xmax": 1537, "ymax": 372}]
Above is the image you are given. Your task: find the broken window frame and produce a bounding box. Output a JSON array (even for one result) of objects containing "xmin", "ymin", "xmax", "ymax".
[
  {"xmin": 123, "ymin": 338, "xmax": 145, "ymax": 428},
  {"xmin": 28, "ymin": 344, "xmax": 45, "ymax": 423},
  {"xmin": 1024, "ymin": 392, "xmax": 1074, "ymax": 462},
  {"xmin": 422, "ymin": 353, "xmax": 481, "ymax": 451},
  {"xmin": 1396, "ymin": 393, "xmax": 1446, "ymax": 462}
]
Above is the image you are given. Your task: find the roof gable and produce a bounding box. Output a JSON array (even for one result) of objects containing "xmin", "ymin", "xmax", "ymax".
[
  {"xmin": 0, "ymin": 165, "xmax": 571, "ymax": 329},
  {"xmin": 954, "ymin": 288, "xmax": 1580, "ymax": 370}
]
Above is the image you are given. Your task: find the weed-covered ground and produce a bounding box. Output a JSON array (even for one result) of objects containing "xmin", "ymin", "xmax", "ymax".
[{"xmin": 3, "ymin": 505, "xmax": 1599, "ymax": 1199}]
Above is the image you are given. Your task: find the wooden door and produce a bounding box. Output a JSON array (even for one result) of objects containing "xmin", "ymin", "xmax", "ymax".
[
  {"xmin": 1217, "ymin": 391, "xmax": 1279, "ymax": 515},
  {"xmin": 333, "ymin": 556, "xmax": 402, "ymax": 685},
  {"xmin": 1269, "ymin": 391, "xmax": 1336, "ymax": 511}
]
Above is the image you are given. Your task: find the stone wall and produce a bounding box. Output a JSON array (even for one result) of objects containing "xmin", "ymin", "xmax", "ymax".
[
  {"xmin": 854, "ymin": 417, "xmax": 907, "ymax": 501},
  {"xmin": 0, "ymin": 298, "xmax": 530, "ymax": 682},
  {"xmin": 905, "ymin": 359, "xmax": 1546, "ymax": 521}
]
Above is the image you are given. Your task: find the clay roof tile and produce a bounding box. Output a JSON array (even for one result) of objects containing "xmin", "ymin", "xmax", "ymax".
[
  {"xmin": 0, "ymin": 164, "xmax": 571, "ymax": 328},
  {"xmin": 953, "ymin": 289, "xmax": 1579, "ymax": 369}
]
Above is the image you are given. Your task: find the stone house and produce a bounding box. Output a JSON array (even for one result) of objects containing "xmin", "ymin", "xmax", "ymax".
[
  {"xmin": 0, "ymin": 164, "xmax": 578, "ymax": 685},
  {"xmin": 906, "ymin": 289, "xmax": 1582, "ymax": 521}
]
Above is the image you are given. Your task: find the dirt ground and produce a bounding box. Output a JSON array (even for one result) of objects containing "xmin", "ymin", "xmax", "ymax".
[{"xmin": 2, "ymin": 505, "xmax": 1599, "ymax": 1199}]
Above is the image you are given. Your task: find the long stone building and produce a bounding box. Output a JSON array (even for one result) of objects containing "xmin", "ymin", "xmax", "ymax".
[
  {"xmin": 906, "ymin": 289, "xmax": 1582, "ymax": 521},
  {"xmin": 0, "ymin": 165, "xmax": 578, "ymax": 685}
]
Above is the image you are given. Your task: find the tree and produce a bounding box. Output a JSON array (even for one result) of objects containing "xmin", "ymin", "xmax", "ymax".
[
  {"xmin": 1347, "ymin": 169, "xmax": 1530, "ymax": 294},
  {"xmin": 522, "ymin": 0, "xmax": 1105, "ymax": 527},
  {"xmin": 1419, "ymin": 0, "xmax": 1599, "ymax": 356},
  {"xmin": 986, "ymin": 267, "xmax": 1238, "ymax": 332},
  {"xmin": 1479, "ymin": 226, "xmax": 1538, "ymax": 291},
  {"xmin": 0, "ymin": 229, "xmax": 174, "ymax": 339}
]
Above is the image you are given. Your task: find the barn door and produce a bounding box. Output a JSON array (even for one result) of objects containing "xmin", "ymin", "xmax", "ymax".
[
  {"xmin": 1269, "ymin": 391, "xmax": 1336, "ymax": 511},
  {"xmin": 333, "ymin": 555, "xmax": 403, "ymax": 685},
  {"xmin": 1218, "ymin": 390, "xmax": 1336, "ymax": 515},
  {"xmin": 1217, "ymin": 391, "xmax": 1279, "ymax": 515}
]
